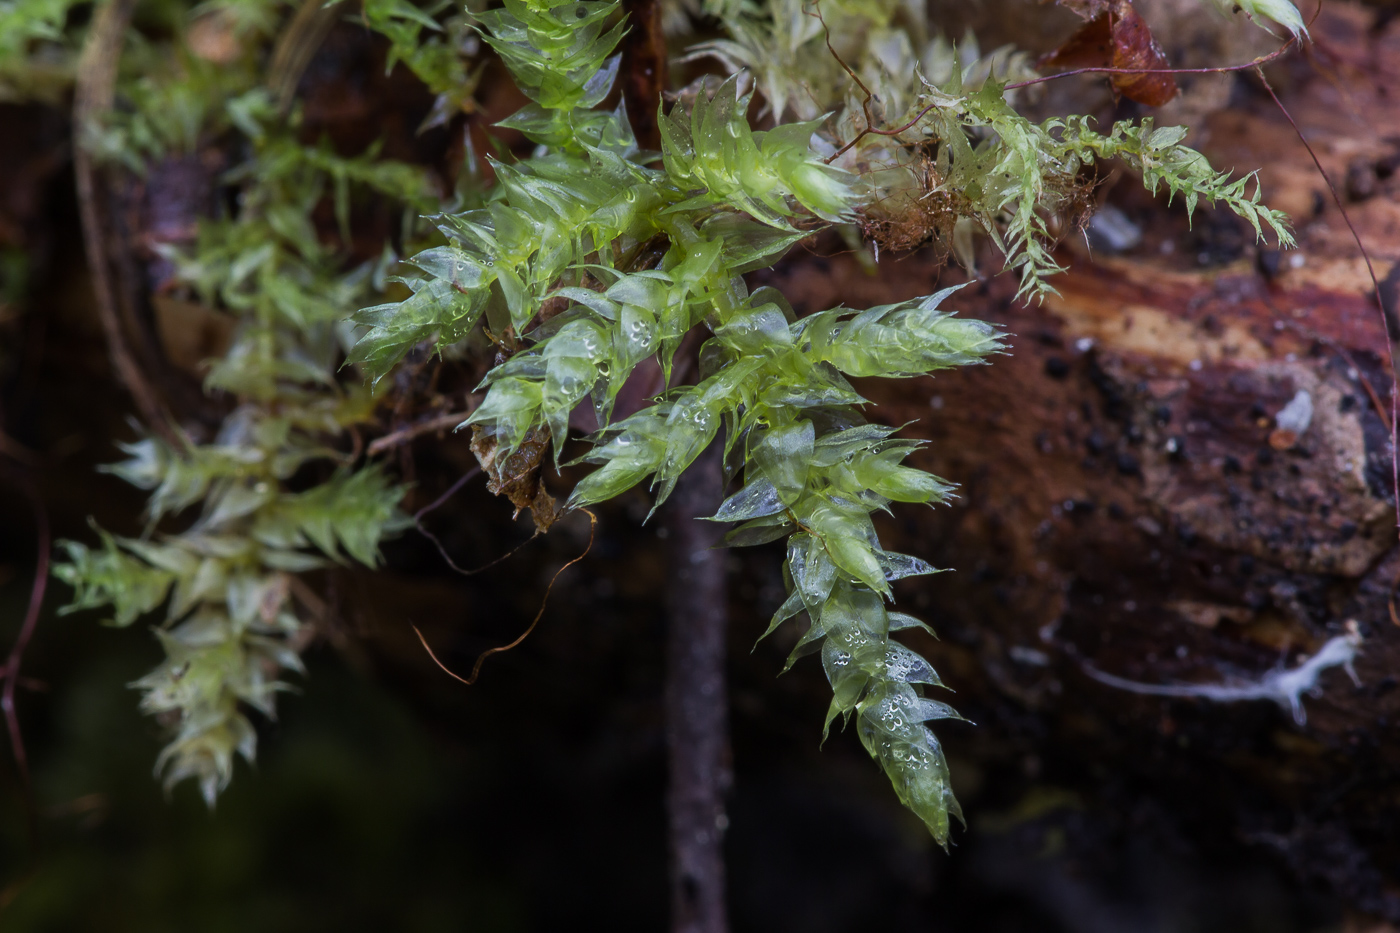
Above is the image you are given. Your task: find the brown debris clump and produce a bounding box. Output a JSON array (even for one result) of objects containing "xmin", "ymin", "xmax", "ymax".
[
  {"xmin": 854, "ymin": 154, "xmax": 971, "ymax": 257},
  {"xmin": 855, "ymin": 153, "xmax": 1094, "ymax": 266},
  {"xmin": 470, "ymin": 424, "xmax": 558, "ymax": 533}
]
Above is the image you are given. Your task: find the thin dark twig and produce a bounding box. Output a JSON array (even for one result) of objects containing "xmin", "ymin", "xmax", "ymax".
[
  {"xmin": 1004, "ymin": 38, "xmax": 1298, "ymax": 90},
  {"xmin": 417, "ymin": 523, "xmax": 540, "ymax": 576},
  {"xmin": 809, "ymin": 1, "xmax": 871, "ymax": 112},
  {"xmin": 412, "ymin": 509, "xmax": 597, "ymax": 685},
  {"xmin": 414, "ymin": 467, "xmax": 482, "ymax": 521},
  {"xmin": 805, "ymin": 2, "xmax": 940, "ymax": 164},
  {"xmin": 409, "ymin": 467, "xmax": 548, "ymax": 576},
  {"xmin": 411, "ymin": 626, "xmax": 473, "ymax": 684},
  {"xmin": 826, "ymin": 103, "xmax": 942, "ymax": 165},
  {"xmin": 0, "ymin": 468, "xmax": 50, "ymax": 861},
  {"xmin": 1255, "ymin": 67, "xmax": 1399, "ymax": 540},
  {"xmin": 368, "ymin": 408, "xmax": 476, "ymax": 457}
]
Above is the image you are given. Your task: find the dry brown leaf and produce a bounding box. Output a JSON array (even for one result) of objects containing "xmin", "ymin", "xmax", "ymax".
[
  {"xmin": 470, "ymin": 424, "xmax": 558, "ymax": 533},
  {"xmin": 1039, "ymin": 0, "xmax": 1179, "ymax": 107}
]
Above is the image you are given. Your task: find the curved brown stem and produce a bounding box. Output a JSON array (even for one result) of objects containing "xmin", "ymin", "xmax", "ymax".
[
  {"xmin": 73, "ymin": 0, "xmax": 177, "ymax": 444},
  {"xmin": 0, "ymin": 466, "xmax": 50, "ymax": 869},
  {"xmin": 806, "ymin": 2, "xmax": 942, "ymax": 165},
  {"xmin": 412, "ymin": 509, "xmax": 596, "ymax": 685},
  {"xmin": 268, "ymin": 0, "xmax": 342, "ymax": 115},
  {"xmin": 367, "ymin": 408, "xmax": 477, "ymax": 457},
  {"xmin": 1004, "ymin": 38, "xmax": 1298, "ymax": 91}
]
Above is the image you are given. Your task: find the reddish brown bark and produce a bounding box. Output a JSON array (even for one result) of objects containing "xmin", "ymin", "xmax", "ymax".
[{"xmin": 753, "ymin": 5, "xmax": 1400, "ymax": 915}]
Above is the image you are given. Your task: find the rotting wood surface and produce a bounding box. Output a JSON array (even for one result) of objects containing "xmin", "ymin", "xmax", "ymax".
[{"xmin": 755, "ymin": 2, "xmax": 1400, "ymax": 918}]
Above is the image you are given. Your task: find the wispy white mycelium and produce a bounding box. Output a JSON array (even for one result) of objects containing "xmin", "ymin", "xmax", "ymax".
[{"xmin": 1085, "ymin": 629, "xmax": 1362, "ymax": 726}]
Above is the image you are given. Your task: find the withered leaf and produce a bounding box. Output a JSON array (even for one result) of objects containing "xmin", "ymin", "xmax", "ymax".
[
  {"xmin": 1039, "ymin": 0, "xmax": 1179, "ymax": 107},
  {"xmin": 470, "ymin": 424, "xmax": 558, "ymax": 533}
]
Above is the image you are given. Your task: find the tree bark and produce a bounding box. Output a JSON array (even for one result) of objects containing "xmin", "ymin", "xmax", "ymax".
[{"xmin": 664, "ymin": 441, "xmax": 731, "ymax": 933}]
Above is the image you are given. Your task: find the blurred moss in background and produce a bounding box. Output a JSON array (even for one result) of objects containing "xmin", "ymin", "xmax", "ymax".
[{"xmin": 0, "ymin": 616, "xmax": 534, "ymax": 931}]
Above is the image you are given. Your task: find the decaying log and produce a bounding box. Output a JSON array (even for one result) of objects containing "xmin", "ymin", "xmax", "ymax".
[{"xmin": 755, "ymin": 2, "xmax": 1400, "ymax": 918}]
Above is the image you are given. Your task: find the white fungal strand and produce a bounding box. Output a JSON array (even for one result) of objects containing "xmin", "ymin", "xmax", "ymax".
[{"xmin": 1083, "ymin": 629, "xmax": 1362, "ymax": 726}]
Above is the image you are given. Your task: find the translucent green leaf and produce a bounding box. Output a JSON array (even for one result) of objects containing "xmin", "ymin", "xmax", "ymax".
[
  {"xmin": 724, "ymin": 513, "xmax": 796, "ymax": 547},
  {"xmin": 53, "ymin": 533, "xmax": 176, "ymax": 627},
  {"xmin": 711, "ymin": 476, "xmax": 784, "ymax": 522},
  {"xmin": 752, "ymin": 420, "xmax": 813, "ymax": 503},
  {"xmin": 251, "ymin": 467, "xmax": 408, "ymax": 566}
]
